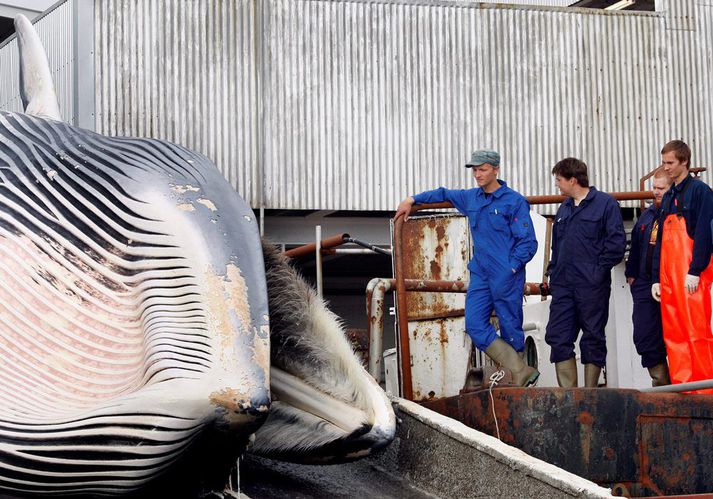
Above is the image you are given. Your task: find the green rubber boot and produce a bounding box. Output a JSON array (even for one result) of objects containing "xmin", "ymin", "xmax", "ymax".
[
  {"xmin": 584, "ymin": 363, "xmax": 602, "ymax": 388},
  {"xmin": 485, "ymin": 338, "xmax": 540, "ymax": 387},
  {"xmin": 555, "ymin": 358, "xmax": 578, "ymax": 388}
]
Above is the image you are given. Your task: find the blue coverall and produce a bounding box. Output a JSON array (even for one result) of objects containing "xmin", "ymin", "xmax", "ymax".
[
  {"xmin": 412, "ymin": 181, "xmax": 538, "ymax": 352},
  {"xmin": 545, "ymin": 187, "xmax": 626, "ymax": 367},
  {"xmin": 625, "ymin": 205, "xmax": 667, "ymax": 368}
]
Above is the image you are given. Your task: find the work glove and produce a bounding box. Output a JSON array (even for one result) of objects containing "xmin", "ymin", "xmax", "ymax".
[
  {"xmin": 651, "ymin": 283, "xmax": 661, "ymax": 302},
  {"xmin": 685, "ymin": 274, "xmax": 700, "ymax": 294}
]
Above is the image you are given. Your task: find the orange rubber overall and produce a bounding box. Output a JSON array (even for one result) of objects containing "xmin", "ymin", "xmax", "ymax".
[{"xmin": 660, "ymin": 213, "xmax": 713, "ymax": 393}]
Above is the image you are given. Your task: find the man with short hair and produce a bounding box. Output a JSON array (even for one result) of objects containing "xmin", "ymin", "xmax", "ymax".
[
  {"xmin": 651, "ymin": 140, "xmax": 713, "ymax": 389},
  {"xmin": 625, "ymin": 170, "xmax": 672, "ymax": 386},
  {"xmin": 395, "ymin": 150, "xmax": 539, "ymax": 387},
  {"xmin": 545, "ymin": 157, "xmax": 626, "ymax": 388}
]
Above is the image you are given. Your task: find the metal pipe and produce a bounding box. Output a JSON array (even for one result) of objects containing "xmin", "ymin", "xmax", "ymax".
[
  {"xmin": 393, "ymin": 215, "xmax": 413, "ymax": 400},
  {"xmin": 367, "ymin": 278, "xmax": 392, "ymax": 383},
  {"xmin": 283, "ymin": 233, "xmax": 351, "ymax": 258},
  {"xmin": 332, "ymin": 248, "xmax": 386, "ymax": 255},
  {"xmin": 365, "ymin": 276, "xmax": 545, "ymax": 391},
  {"xmin": 343, "ymin": 237, "xmax": 392, "ymax": 256},
  {"xmin": 640, "ymin": 378, "xmax": 713, "ymax": 393},
  {"xmin": 405, "ymin": 191, "xmax": 657, "ymax": 217},
  {"xmin": 315, "ymin": 225, "xmax": 323, "ymax": 298},
  {"xmin": 639, "ymin": 166, "xmax": 706, "ymax": 210}
]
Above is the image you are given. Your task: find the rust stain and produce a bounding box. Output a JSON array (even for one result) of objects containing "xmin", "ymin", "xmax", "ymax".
[
  {"xmin": 578, "ymin": 411, "xmax": 594, "ymax": 425},
  {"xmin": 430, "ymin": 259, "xmax": 442, "ymax": 280},
  {"xmin": 439, "ymin": 321, "xmax": 448, "ymax": 345}
]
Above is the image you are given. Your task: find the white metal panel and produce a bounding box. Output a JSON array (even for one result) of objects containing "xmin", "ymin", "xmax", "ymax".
[
  {"xmin": 0, "ymin": 0, "xmax": 75, "ymax": 122},
  {"xmin": 260, "ymin": 2, "xmax": 689, "ymax": 211}
]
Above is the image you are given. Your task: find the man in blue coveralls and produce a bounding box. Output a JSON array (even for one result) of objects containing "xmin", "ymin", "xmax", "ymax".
[
  {"xmin": 625, "ymin": 170, "xmax": 671, "ymax": 386},
  {"xmin": 395, "ymin": 150, "xmax": 540, "ymax": 387},
  {"xmin": 545, "ymin": 158, "xmax": 626, "ymax": 388}
]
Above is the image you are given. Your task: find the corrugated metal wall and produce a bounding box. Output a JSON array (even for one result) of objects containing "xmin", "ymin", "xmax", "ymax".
[
  {"xmin": 258, "ymin": 2, "xmax": 693, "ymax": 210},
  {"xmin": 3, "ymin": 0, "xmax": 709, "ymax": 211},
  {"xmin": 0, "ymin": 0, "xmax": 75, "ymax": 122},
  {"xmin": 95, "ymin": 0, "xmax": 260, "ymax": 206}
]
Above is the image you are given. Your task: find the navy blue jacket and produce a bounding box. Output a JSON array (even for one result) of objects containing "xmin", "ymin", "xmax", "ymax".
[
  {"xmin": 412, "ymin": 181, "xmax": 537, "ymax": 273},
  {"xmin": 625, "ymin": 204, "xmax": 658, "ymax": 281},
  {"xmin": 547, "ymin": 187, "xmax": 626, "ymax": 287},
  {"xmin": 652, "ymin": 175, "xmax": 713, "ymax": 280}
]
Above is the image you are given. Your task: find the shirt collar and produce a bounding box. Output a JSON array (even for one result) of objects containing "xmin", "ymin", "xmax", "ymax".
[
  {"xmin": 563, "ymin": 186, "xmax": 597, "ymax": 207},
  {"xmin": 672, "ymin": 174, "xmax": 692, "ymax": 193},
  {"xmin": 478, "ymin": 179, "xmax": 508, "ymax": 198}
]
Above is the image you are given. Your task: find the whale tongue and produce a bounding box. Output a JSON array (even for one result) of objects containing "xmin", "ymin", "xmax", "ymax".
[{"xmin": 15, "ymin": 14, "xmax": 61, "ymax": 120}]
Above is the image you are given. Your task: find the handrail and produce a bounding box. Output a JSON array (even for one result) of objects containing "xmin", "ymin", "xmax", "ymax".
[{"xmin": 638, "ymin": 166, "xmax": 707, "ymax": 210}]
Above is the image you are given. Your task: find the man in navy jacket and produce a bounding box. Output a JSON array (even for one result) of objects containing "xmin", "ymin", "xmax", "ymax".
[
  {"xmin": 545, "ymin": 158, "xmax": 626, "ymax": 387},
  {"xmin": 651, "ymin": 140, "xmax": 713, "ymax": 387},
  {"xmin": 395, "ymin": 150, "xmax": 539, "ymax": 387},
  {"xmin": 625, "ymin": 170, "xmax": 671, "ymax": 386}
]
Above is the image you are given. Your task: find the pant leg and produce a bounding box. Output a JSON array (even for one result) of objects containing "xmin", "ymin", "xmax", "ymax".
[
  {"xmin": 574, "ymin": 284, "xmax": 610, "ymax": 367},
  {"xmin": 491, "ymin": 268, "xmax": 525, "ymax": 352},
  {"xmin": 630, "ymin": 278, "xmax": 667, "ymax": 368},
  {"xmin": 465, "ymin": 270, "xmax": 498, "ymax": 351},
  {"xmin": 545, "ymin": 285, "xmax": 580, "ymax": 363}
]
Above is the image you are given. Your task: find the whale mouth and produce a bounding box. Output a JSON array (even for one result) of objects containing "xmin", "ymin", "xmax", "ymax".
[{"xmin": 249, "ymin": 241, "xmax": 395, "ymax": 464}]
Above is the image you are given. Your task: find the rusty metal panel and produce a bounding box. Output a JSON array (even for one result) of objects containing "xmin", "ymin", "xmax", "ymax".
[
  {"xmin": 409, "ymin": 317, "xmax": 473, "ymax": 401},
  {"xmin": 392, "ymin": 213, "xmax": 471, "ymax": 401},
  {"xmin": 423, "ymin": 388, "xmax": 713, "ymax": 496},
  {"xmin": 0, "ymin": 0, "xmax": 75, "ymax": 122},
  {"xmin": 397, "ymin": 214, "xmax": 469, "ymax": 319}
]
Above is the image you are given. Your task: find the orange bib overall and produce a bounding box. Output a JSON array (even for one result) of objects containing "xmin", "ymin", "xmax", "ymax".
[{"xmin": 660, "ymin": 212, "xmax": 713, "ymax": 393}]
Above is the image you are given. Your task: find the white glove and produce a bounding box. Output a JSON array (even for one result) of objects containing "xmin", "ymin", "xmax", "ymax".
[
  {"xmin": 651, "ymin": 283, "xmax": 661, "ymax": 302},
  {"xmin": 685, "ymin": 274, "xmax": 700, "ymax": 294}
]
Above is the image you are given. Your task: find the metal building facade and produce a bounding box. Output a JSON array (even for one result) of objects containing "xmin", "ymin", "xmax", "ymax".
[{"xmin": 0, "ymin": 1, "xmax": 710, "ymax": 211}]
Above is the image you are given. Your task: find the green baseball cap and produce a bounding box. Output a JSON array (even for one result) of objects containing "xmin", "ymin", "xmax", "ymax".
[{"xmin": 465, "ymin": 149, "xmax": 500, "ymax": 168}]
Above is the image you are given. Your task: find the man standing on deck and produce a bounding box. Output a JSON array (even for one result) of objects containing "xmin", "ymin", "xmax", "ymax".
[
  {"xmin": 545, "ymin": 157, "xmax": 626, "ymax": 388},
  {"xmin": 394, "ymin": 150, "xmax": 539, "ymax": 387},
  {"xmin": 651, "ymin": 140, "xmax": 713, "ymax": 390},
  {"xmin": 625, "ymin": 170, "xmax": 672, "ymax": 386}
]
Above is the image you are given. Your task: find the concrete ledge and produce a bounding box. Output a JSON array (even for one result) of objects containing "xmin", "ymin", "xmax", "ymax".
[{"xmin": 370, "ymin": 397, "xmax": 613, "ymax": 498}]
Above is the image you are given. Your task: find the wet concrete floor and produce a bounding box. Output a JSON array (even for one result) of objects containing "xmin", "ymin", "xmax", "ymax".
[{"xmin": 238, "ymin": 455, "xmax": 437, "ymax": 499}]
